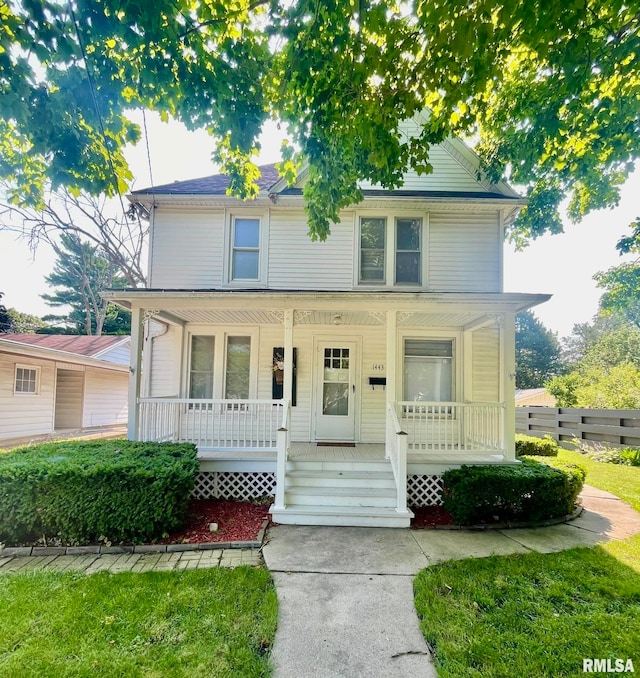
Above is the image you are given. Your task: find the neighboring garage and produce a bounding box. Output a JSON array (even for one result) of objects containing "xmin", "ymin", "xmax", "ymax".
[{"xmin": 0, "ymin": 335, "xmax": 129, "ymax": 444}]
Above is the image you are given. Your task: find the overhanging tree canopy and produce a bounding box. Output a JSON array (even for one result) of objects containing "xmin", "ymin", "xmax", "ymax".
[{"xmin": 1, "ymin": 0, "xmax": 638, "ymax": 241}]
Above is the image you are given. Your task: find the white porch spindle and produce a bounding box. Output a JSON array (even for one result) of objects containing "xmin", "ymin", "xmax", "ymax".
[
  {"xmin": 398, "ymin": 401, "xmax": 504, "ymax": 453},
  {"xmin": 137, "ymin": 398, "xmax": 283, "ymax": 450}
]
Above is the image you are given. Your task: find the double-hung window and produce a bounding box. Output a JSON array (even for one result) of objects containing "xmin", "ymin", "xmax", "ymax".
[
  {"xmin": 358, "ymin": 215, "xmax": 423, "ymax": 287},
  {"xmin": 225, "ymin": 336, "xmax": 251, "ymax": 400},
  {"xmin": 187, "ymin": 333, "xmax": 253, "ymax": 403},
  {"xmin": 189, "ymin": 336, "xmax": 215, "ymax": 399},
  {"xmin": 231, "ymin": 217, "xmax": 260, "ymax": 281},
  {"xmin": 14, "ymin": 365, "xmax": 40, "ymax": 394},
  {"xmin": 403, "ymin": 339, "xmax": 453, "ymax": 402},
  {"xmin": 359, "ymin": 217, "xmax": 386, "ymax": 282},
  {"xmin": 395, "ymin": 218, "xmax": 421, "ymax": 285}
]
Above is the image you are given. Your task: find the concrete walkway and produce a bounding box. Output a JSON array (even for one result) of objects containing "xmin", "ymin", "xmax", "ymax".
[{"xmin": 262, "ymin": 485, "xmax": 640, "ymax": 678}]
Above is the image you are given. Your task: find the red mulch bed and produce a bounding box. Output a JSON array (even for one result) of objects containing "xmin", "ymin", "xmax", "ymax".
[
  {"xmin": 157, "ymin": 500, "xmax": 453, "ymax": 544},
  {"xmin": 157, "ymin": 499, "xmax": 271, "ymax": 545},
  {"xmin": 411, "ymin": 505, "xmax": 455, "ymax": 528}
]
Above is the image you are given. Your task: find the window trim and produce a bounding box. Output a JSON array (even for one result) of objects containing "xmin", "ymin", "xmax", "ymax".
[
  {"xmin": 183, "ymin": 327, "xmax": 259, "ymax": 400},
  {"xmin": 354, "ymin": 210, "xmax": 428, "ymax": 289},
  {"xmin": 224, "ymin": 210, "xmax": 269, "ymax": 287},
  {"xmin": 398, "ymin": 330, "xmax": 461, "ymax": 404},
  {"xmin": 14, "ymin": 364, "xmax": 41, "ymax": 395}
]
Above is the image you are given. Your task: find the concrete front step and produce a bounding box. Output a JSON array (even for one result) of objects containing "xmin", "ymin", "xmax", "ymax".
[
  {"xmin": 270, "ymin": 504, "xmax": 413, "ymax": 528},
  {"xmin": 286, "ymin": 485, "xmax": 397, "ymax": 507},
  {"xmin": 286, "ymin": 469, "xmax": 396, "ymax": 489}
]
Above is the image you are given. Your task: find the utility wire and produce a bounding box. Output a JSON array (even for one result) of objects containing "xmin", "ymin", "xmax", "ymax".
[
  {"xmin": 142, "ymin": 109, "xmax": 155, "ymax": 189},
  {"xmin": 66, "ymin": 0, "xmax": 127, "ymax": 219}
]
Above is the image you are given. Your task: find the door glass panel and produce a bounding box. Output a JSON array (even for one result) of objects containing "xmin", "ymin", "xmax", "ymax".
[{"xmin": 322, "ymin": 348, "xmax": 350, "ymax": 416}]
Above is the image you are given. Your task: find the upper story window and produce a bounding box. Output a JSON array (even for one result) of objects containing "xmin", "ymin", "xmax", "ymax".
[
  {"xmin": 358, "ymin": 214, "xmax": 424, "ymax": 287},
  {"xmin": 15, "ymin": 365, "xmax": 40, "ymax": 395},
  {"xmin": 231, "ymin": 217, "xmax": 260, "ymax": 281},
  {"xmin": 359, "ymin": 217, "xmax": 386, "ymax": 283},
  {"xmin": 395, "ymin": 218, "xmax": 421, "ymax": 285}
]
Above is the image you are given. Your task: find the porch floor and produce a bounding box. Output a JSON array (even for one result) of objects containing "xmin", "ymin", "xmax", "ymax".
[{"xmin": 197, "ymin": 442, "xmax": 507, "ymax": 464}]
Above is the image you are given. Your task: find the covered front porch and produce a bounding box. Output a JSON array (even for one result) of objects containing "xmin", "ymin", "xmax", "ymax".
[{"xmin": 106, "ymin": 289, "xmax": 546, "ymax": 526}]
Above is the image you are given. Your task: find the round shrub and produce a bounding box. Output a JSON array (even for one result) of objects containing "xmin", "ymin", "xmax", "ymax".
[
  {"xmin": 442, "ymin": 459, "xmax": 586, "ymax": 526},
  {"xmin": 515, "ymin": 434, "xmax": 558, "ymax": 457},
  {"xmin": 0, "ymin": 440, "xmax": 199, "ymax": 545}
]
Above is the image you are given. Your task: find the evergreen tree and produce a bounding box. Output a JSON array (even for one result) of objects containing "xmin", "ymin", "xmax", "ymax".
[
  {"xmin": 0, "ymin": 293, "xmax": 14, "ymax": 333},
  {"xmin": 41, "ymin": 234, "xmax": 130, "ymax": 336},
  {"xmin": 515, "ymin": 311, "xmax": 563, "ymax": 389}
]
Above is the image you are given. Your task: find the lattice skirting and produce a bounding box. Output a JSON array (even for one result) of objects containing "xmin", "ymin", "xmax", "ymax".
[
  {"xmin": 407, "ymin": 475, "xmax": 444, "ymax": 506},
  {"xmin": 193, "ymin": 471, "xmax": 276, "ymax": 500}
]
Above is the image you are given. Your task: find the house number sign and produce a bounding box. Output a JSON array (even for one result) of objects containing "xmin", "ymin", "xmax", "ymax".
[{"xmin": 372, "ymin": 364, "xmax": 385, "ymax": 371}]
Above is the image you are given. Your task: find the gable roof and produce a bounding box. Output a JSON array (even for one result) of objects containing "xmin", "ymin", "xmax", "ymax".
[
  {"xmin": 4, "ymin": 334, "xmax": 129, "ymax": 359},
  {"xmin": 133, "ymin": 164, "xmax": 281, "ymax": 196}
]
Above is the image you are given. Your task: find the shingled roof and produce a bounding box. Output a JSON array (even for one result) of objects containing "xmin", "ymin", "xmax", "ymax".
[
  {"xmin": 132, "ymin": 163, "xmax": 281, "ymax": 196},
  {"xmin": 4, "ymin": 334, "xmax": 128, "ymax": 358}
]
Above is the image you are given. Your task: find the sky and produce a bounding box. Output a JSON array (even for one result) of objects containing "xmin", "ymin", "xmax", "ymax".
[{"xmin": 0, "ymin": 111, "xmax": 638, "ymax": 339}]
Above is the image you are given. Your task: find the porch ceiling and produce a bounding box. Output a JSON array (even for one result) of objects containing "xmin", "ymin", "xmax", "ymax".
[{"xmin": 152, "ymin": 307, "xmax": 492, "ymax": 328}]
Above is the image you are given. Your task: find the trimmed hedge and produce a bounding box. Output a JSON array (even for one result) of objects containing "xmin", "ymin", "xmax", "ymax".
[
  {"xmin": 442, "ymin": 459, "xmax": 586, "ymax": 525},
  {"xmin": 515, "ymin": 434, "xmax": 558, "ymax": 457},
  {"xmin": 0, "ymin": 440, "xmax": 198, "ymax": 545}
]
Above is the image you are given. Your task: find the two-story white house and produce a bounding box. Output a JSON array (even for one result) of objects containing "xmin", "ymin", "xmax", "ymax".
[{"xmin": 105, "ymin": 116, "xmax": 549, "ymax": 527}]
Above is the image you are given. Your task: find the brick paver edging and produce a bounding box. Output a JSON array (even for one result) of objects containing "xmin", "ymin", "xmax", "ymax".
[{"xmin": 0, "ymin": 518, "xmax": 270, "ymax": 558}]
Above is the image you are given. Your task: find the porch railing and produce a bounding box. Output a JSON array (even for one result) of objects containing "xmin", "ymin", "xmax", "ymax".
[
  {"xmin": 398, "ymin": 401, "xmax": 505, "ymax": 453},
  {"xmin": 138, "ymin": 398, "xmax": 284, "ymax": 450},
  {"xmin": 274, "ymin": 400, "xmax": 291, "ymax": 510},
  {"xmin": 386, "ymin": 403, "xmax": 408, "ymax": 513}
]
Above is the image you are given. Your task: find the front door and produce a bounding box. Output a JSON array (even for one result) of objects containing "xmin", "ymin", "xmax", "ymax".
[{"xmin": 314, "ymin": 341, "xmax": 358, "ymax": 441}]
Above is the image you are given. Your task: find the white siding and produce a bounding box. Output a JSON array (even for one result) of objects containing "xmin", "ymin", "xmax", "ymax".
[
  {"xmin": 150, "ymin": 208, "xmax": 224, "ymax": 288},
  {"xmin": 0, "ymin": 354, "xmax": 55, "ymax": 440},
  {"xmin": 55, "ymin": 369, "xmax": 85, "ymax": 429},
  {"xmin": 428, "ymin": 212, "xmax": 501, "ymax": 292},
  {"xmin": 82, "ymin": 368, "xmax": 128, "ymax": 427},
  {"xmin": 358, "ymin": 144, "xmax": 488, "ymax": 192},
  {"xmin": 268, "ymin": 210, "xmax": 354, "ymax": 289},
  {"xmin": 98, "ymin": 341, "xmax": 130, "ymax": 365},
  {"xmin": 149, "ymin": 326, "xmax": 182, "ymax": 397},
  {"xmin": 472, "ymin": 328, "xmax": 500, "ymax": 402}
]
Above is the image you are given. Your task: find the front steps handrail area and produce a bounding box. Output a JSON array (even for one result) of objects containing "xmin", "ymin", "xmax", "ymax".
[
  {"xmin": 386, "ymin": 403, "xmax": 409, "ymax": 513},
  {"xmin": 273, "ymin": 399, "xmax": 291, "ymax": 511}
]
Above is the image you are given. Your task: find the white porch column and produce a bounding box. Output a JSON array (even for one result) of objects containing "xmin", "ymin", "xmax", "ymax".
[
  {"xmin": 386, "ymin": 310, "xmax": 398, "ymax": 459},
  {"xmin": 283, "ymin": 309, "xmax": 294, "ymax": 404},
  {"xmin": 502, "ymin": 312, "xmax": 516, "ymax": 460},
  {"xmin": 128, "ymin": 308, "xmax": 143, "ymax": 440},
  {"xmin": 386, "ymin": 310, "xmax": 398, "ymax": 406}
]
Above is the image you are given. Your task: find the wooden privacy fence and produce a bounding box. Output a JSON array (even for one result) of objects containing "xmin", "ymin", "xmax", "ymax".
[{"xmin": 516, "ymin": 407, "xmax": 640, "ymax": 448}]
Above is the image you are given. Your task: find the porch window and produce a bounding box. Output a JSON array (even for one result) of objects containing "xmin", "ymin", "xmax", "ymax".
[
  {"xmin": 231, "ymin": 217, "xmax": 260, "ymax": 281},
  {"xmin": 225, "ymin": 336, "xmax": 251, "ymax": 399},
  {"xmin": 359, "ymin": 217, "xmax": 386, "ymax": 282},
  {"xmin": 189, "ymin": 336, "xmax": 214, "ymax": 398},
  {"xmin": 14, "ymin": 365, "xmax": 40, "ymax": 394},
  {"xmin": 403, "ymin": 339, "xmax": 453, "ymax": 402},
  {"xmin": 395, "ymin": 218, "xmax": 421, "ymax": 284}
]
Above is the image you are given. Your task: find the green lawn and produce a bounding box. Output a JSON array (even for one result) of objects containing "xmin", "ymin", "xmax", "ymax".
[
  {"xmin": 415, "ymin": 455, "xmax": 640, "ymax": 677},
  {"xmin": 557, "ymin": 447, "xmax": 640, "ymax": 512},
  {"xmin": 0, "ymin": 566, "xmax": 277, "ymax": 678}
]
